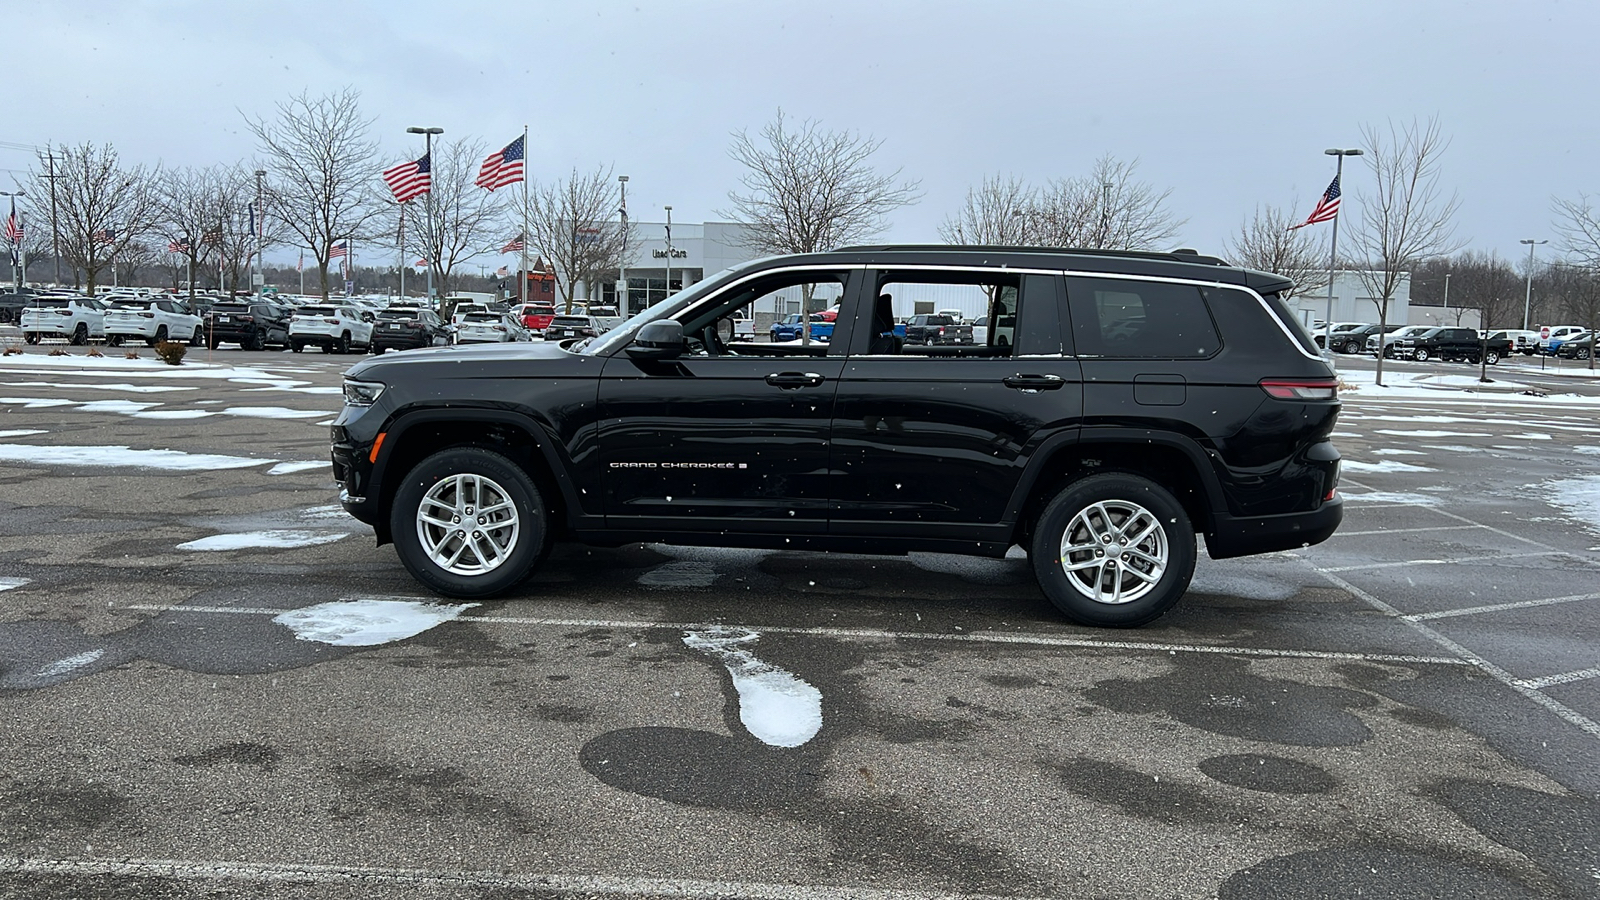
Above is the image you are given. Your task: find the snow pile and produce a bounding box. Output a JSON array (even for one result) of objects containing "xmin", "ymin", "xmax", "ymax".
[
  {"xmin": 683, "ymin": 627, "xmax": 823, "ymax": 748},
  {"xmin": 1542, "ymin": 476, "xmax": 1600, "ymax": 536},
  {"xmin": 177, "ymin": 530, "xmax": 348, "ymax": 551},
  {"xmin": 0, "ymin": 443, "xmax": 271, "ymax": 471},
  {"xmin": 267, "ymin": 461, "xmax": 328, "ymax": 475},
  {"xmin": 1341, "ymin": 460, "xmax": 1436, "ymax": 474},
  {"xmin": 272, "ymin": 598, "xmax": 477, "ymax": 646}
]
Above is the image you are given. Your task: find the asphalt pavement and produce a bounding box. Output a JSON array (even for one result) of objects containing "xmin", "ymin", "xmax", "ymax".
[{"xmin": 0, "ymin": 338, "xmax": 1596, "ymax": 900}]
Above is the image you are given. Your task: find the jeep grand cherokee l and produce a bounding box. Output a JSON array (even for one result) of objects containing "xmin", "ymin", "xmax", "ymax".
[{"xmin": 331, "ymin": 246, "xmax": 1342, "ymax": 627}]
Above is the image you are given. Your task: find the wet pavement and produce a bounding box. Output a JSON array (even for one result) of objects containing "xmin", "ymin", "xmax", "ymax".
[{"xmin": 0, "ymin": 343, "xmax": 1596, "ymax": 899}]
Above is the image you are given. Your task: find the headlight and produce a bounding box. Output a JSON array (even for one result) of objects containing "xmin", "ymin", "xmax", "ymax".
[{"xmin": 342, "ymin": 379, "xmax": 386, "ymax": 406}]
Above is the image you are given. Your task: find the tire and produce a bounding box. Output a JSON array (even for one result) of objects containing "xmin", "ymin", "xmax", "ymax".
[
  {"xmin": 107, "ymin": 335, "xmax": 124, "ymax": 348},
  {"xmin": 1413, "ymin": 348, "xmax": 1430, "ymax": 362},
  {"xmin": 1578, "ymin": 348, "xmax": 1592, "ymax": 361},
  {"xmin": 290, "ymin": 341, "xmax": 304, "ymax": 353},
  {"xmin": 69, "ymin": 323, "xmax": 88, "ymax": 346},
  {"xmin": 190, "ymin": 327, "xmax": 205, "ymax": 347},
  {"xmin": 320, "ymin": 343, "xmax": 334, "ymax": 354},
  {"xmin": 337, "ymin": 332, "xmax": 351, "ymax": 354},
  {"xmin": 23, "ymin": 332, "xmax": 38, "ymax": 345},
  {"xmin": 147, "ymin": 325, "xmax": 168, "ymax": 348},
  {"xmin": 1485, "ymin": 350, "xmax": 1501, "ymax": 365},
  {"xmin": 1030, "ymin": 473, "xmax": 1196, "ymax": 627},
  {"xmin": 245, "ymin": 329, "xmax": 265, "ymax": 351},
  {"xmin": 389, "ymin": 447, "xmax": 549, "ymax": 598}
]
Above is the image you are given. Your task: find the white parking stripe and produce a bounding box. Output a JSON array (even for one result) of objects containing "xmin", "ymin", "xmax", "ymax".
[
  {"xmin": 120, "ymin": 603, "xmax": 1469, "ymax": 666},
  {"xmin": 1305, "ymin": 567, "xmax": 1600, "ymax": 740},
  {"xmin": 1404, "ymin": 592, "xmax": 1600, "ymax": 622},
  {"xmin": 1516, "ymin": 668, "xmax": 1600, "ymax": 690},
  {"xmin": 0, "ymin": 855, "xmax": 1042, "ymax": 900},
  {"xmin": 1314, "ymin": 550, "xmax": 1570, "ymax": 573}
]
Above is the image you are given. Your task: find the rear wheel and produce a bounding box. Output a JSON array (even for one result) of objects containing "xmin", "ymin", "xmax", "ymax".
[
  {"xmin": 390, "ymin": 447, "xmax": 549, "ymax": 598},
  {"xmin": 290, "ymin": 341, "xmax": 304, "ymax": 353},
  {"xmin": 190, "ymin": 327, "xmax": 204, "ymax": 347},
  {"xmin": 107, "ymin": 335, "xmax": 124, "ymax": 348},
  {"xmin": 1030, "ymin": 473, "xmax": 1196, "ymax": 627},
  {"xmin": 1578, "ymin": 348, "xmax": 1592, "ymax": 361},
  {"xmin": 23, "ymin": 332, "xmax": 39, "ymax": 345},
  {"xmin": 1485, "ymin": 350, "xmax": 1501, "ymax": 365},
  {"xmin": 1413, "ymin": 348, "xmax": 1430, "ymax": 362},
  {"xmin": 147, "ymin": 325, "xmax": 168, "ymax": 348},
  {"xmin": 245, "ymin": 329, "xmax": 265, "ymax": 351},
  {"xmin": 69, "ymin": 323, "xmax": 88, "ymax": 346}
]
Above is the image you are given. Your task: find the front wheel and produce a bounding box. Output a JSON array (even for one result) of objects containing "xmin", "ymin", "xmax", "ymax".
[
  {"xmin": 1030, "ymin": 473, "xmax": 1196, "ymax": 627},
  {"xmin": 23, "ymin": 332, "xmax": 39, "ymax": 345},
  {"xmin": 336, "ymin": 332, "xmax": 351, "ymax": 354},
  {"xmin": 1577, "ymin": 348, "xmax": 1592, "ymax": 361},
  {"xmin": 1413, "ymin": 348, "xmax": 1430, "ymax": 362},
  {"xmin": 390, "ymin": 447, "xmax": 549, "ymax": 598},
  {"xmin": 190, "ymin": 327, "xmax": 205, "ymax": 347}
]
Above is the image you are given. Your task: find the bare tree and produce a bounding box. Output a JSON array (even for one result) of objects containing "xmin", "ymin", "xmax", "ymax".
[
  {"xmin": 1545, "ymin": 262, "xmax": 1600, "ymax": 368},
  {"xmin": 30, "ymin": 142, "xmax": 159, "ymax": 296},
  {"xmin": 155, "ymin": 164, "xmax": 258, "ymax": 297},
  {"xmin": 938, "ymin": 174, "xmax": 1038, "ymax": 245},
  {"xmin": 1224, "ymin": 202, "xmax": 1329, "ymax": 301},
  {"xmin": 1349, "ymin": 118, "xmax": 1463, "ymax": 385},
  {"xmin": 112, "ymin": 240, "xmax": 161, "ymax": 287},
  {"xmin": 400, "ymin": 137, "xmax": 507, "ymax": 300},
  {"xmin": 1029, "ymin": 156, "xmax": 1184, "ymax": 251},
  {"xmin": 247, "ymin": 88, "xmax": 380, "ymax": 300},
  {"xmin": 720, "ymin": 110, "xmax": 921, "ymax": 255},
  {"xmin": 518, "ymin": 165, "xmax": 628, "ymax": 312}
]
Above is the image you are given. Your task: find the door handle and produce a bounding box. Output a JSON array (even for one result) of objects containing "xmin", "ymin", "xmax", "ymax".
[
  {"xmin": 1003, "ymin": 374, "xmax": 1065, "ymax": 390},
  {"xmin": 765, "ymin": 372, "xmax": 826, "ymax": 389}
]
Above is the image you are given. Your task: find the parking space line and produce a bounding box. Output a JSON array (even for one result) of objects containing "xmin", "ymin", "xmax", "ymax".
[
  {"xmin": 1330, "ymin": 524, "xmax": 1486, "ymax": 538},
  {"xmin": 121, "ymin": 603, "xmax": 1470, "ymax": 666},
  {"xmin": 1404, "ymin": 592, "xmax": 1600, "ymax": 622},
  {"xmin": 1515, "ymin": 668, "xmax": 1600, "ymax": 690},
  {"xmin": 1302, "ymin": 567, "xmax": 1600, "ymax": 740},
  {"xmin": 0, "ymin": 855, "xmax": 1043, "ymax": 900},
  {"xmin": 1315, "ymin": 550, "xmax": 1570, "ymax": 573}
]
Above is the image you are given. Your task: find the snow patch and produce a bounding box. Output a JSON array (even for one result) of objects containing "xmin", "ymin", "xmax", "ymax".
[
  {"xmin": 683, "ymin": 627, "xmax": 823, "ymax": 748},
  {"xmin": 268, "ymin": 461, "xmax": 328, "ymax": 475},
  {"xmin": 177, "ymin": 530, "xmax": 348, "ymax": 551},
  {"xmin": 1341, "ymin": 460, "xmax": 1437, "ymax": 474},
  {"xmin": 0, "ymin": 577, "xmax": 31, "ymax": 592},
  {"xmin": 221, "ymin": 406, "xmax": 326, "ymax": 420},
  {"xmin": 0, "ymin": 397, "xmax": 77, "ymax": 408},
  {"xmin": 1542, "ymin": 475, "xmax": 1600, "ymax": 536},
  {"xmin": 75, "ymin": 399, "xmax": 160, "ymax": 414},
  {"xmin": 1371, "ymin": 448, "xmax": 1426, "ymax": 456},
  {"xmin": 130, "ymin": 409, "xmax": 213, "ymax": 419},
  {"xmin": 0, "ymin": 443, "xmax": 271, "ymax": 471},
  {"xmin": 35, "ymin": 649, "xmax": 105, "ymax": 679},
  {"xmin": 273, "ymin": 598, "xmax": 477, "ymax": 646},
  {"xmin": 1342, "ymin": 491, "xmax": 1442, "ymax": 506},
  {"xmin": 0, "ymin": 429, "xmax": 46, "ymax": 438},
  {"xmin": 1374, "ymin": 429, "xmax": 1493, "ymax": 439},
  {"xmin": 1, "ymin": 380, "xmax": 195, "ymax": 393}
]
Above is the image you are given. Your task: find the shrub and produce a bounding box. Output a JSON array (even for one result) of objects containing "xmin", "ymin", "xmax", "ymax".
[
  {"xmin": 48, "ymin": 348, "xmax": 70, "ymax": 357},
  {"xmin": 153, "ymin": 341, "xmax": 187, "ymax": 366},
  {"xmin": 86, "ymin": 346, "xmax": 105, "ymax": 358},
  {"xmin": 1, "ymin": 345, "xmax": 21, "ymax": 356},
  {"xmin": 124, "ymin": 350, "xmax": 140, "ymax": 360}
]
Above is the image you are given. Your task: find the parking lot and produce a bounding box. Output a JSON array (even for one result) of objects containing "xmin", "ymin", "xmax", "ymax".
[{"xmin": 0, "ymin": 340, "xmax": 1597, "ymax": 899}]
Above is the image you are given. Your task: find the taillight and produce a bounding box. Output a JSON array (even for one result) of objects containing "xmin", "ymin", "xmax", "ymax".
[
  {"xmin": 138, "ymin": 311, "xmax": 154, "ymax": 318},
  {"xmin": 240, "ymin": 315, "xmax": 254, "ymax": 323},
  {"xmin": 493, "ymin": 325, "xmax": 506, "ymax": 331},
  {"xmin": 324, "ymin": 318, "xmax": 340, "ymax": 325},
  {"xmin": 1260, "ymin": 378, "xmax": 1338, "ymax": 400}
]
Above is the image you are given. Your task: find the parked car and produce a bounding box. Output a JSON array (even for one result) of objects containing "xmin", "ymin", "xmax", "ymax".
[
  {"xmin": 1369, "ymin": 325, "xmax": 1434, "ymax": 356},
  {"xmin": 1484, "ymin": 329, "xmax": 1540, "ymax": 355},
  {"xmin": 1393, "ymin": 326, "xmax": 1504, "ymax": 364},
  {"xmin": 519, "ymin": 303, "xmax": 558, "ymax": 335},
  {"xmin": 455, "ymin": 311, "xmax": 533, "ymax": 344},
  {"xmin": 20, "ymin": 297, "xmax": 107, "ymax": 345},
  {"xmin": 290, "ymin": 305, "xmax": 375, "ymax": 354},
  {"xmin": 1554, "ymin": 331, "xmax": 1596, "ymax": 360},
  {"xmin": 0, "ymin": 288, "xmax": 43, "ymax": 324},
  {"xmin": 1313, "ymin": 322, "xmax": 1370, "ymax": 349},
  {"xmin": 1325, "ymin": 323, "xmax": 1396, "ymax": 354},
  {"xmin": 205, "ymin": 301, "xmax": 291, "ymax": 350},
  {"xmin": 544, "ymin": 315, "xmax": 601, "ymax": 340},
  {"xmin": 1537, "ymin": 325, "xmax": 1586, "ymax": 354},
  {"xmin": 371, "ymin": 307, "xmax": 451, "ymax": 353},
  {"xmin": 904, "ymin": 314, "xmax": 975, "ymax": 346},
  {"xmin": 101, "ymin": 298, "xmax": 203, "ymax": 348},
  {"xmin": 330, "ymin": 245, "xmax": 1343, "ymax": 628}
]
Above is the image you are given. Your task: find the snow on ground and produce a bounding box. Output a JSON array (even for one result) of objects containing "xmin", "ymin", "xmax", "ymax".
[
  {"xmin": 0, "ymin": 397, "xmax": 76, "ymax": 408},
  {"xmin": 221, "ymin": 406, "xmax": 326, "ymax": 420},
  {"xmin": 0, "ymin": 380, "xmax": 196, "ymax": 393},
  {"xmin": 268, "ymin": 461, "xmax": 328, "ymax": 475},
  {"xmin": 682, "ymin": 627, "xmax": 823, "ymax": 748},
  {"xmin": 129, "ymin": 409, "xmax": 213, "ymax": 419},
  {"xmin": 1371, "ymin": 448, "xmax": 1426, "ymax": 456},
  {"xmin": 0, "ymin": 354, "xmax": 335, "ymax": 393},
  {"xmin": 75, "ymin": 399, "xmax": 159, "ymax": 414},
  {"xmin": 0, "ymin": 443, "xmax": 272, "ymax": 471},
  {"xmin": 1338, "ymin": 367, "xmax": 1600, "ymax": 406},
  {"xmin": 177, "ymin": 530, "xmax": 348, "ymax": 551},
  {"xmin": 1373, "ymin": 429, "xmax": 1494, "ymax": 439},
  {"xmin": 34, "ymin": 649, "xmax": 105, "ymax": 679},
  {"xmin": 0, "ymin": 577, "xmax": 31, "ymax": 592},
  {"xmin": 273, "ymin": 598, "xmax": 477, "ymax": 647},
  {"xmin": 299, "ymin": 504, "xmax": 348, "ymax": 519},
  {"xmin": 1578, "ymin": 446, "xmax": 1600, "ymax": 456},
  {"xmin": 1541, "ymin": 476, "xmax": 1600, "ymax": 537},
  {"xmin": 1341, "ymin": 460, "xmax": 1437, "ymax": 474},
  {"xmin": 0, "ymin": 430, "xmax": 46, "ymax": 438},
  {"xmin": 1340, "ymin": 490, "xmax": 1443, "ymax": 506}
]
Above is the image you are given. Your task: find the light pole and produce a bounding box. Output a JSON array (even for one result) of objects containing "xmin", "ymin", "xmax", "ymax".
[
  {"xmin": 663, "ymin": 205, "xmax": 673, "ymax": 299},
  {"xmin": 617, "ymin": 175, "xmax": 629, "ymax": 312},
  {"xmin": 1322, "ymin": 148, "xmax": 1363, "ymax": 356},
  {"xmin": 253, "ymin": 169, "xmax": 266, "ymax": 294},
  {"xmin": 1443, "ymin": 272, "xmax": 1451, "ymax": 321},
  {"xmin": 0, "ymin": 190, "xmax": 24, "ymax": 292},
  {"xmin": 1520, "ymin": 238, "xmax": 1547, "ymax": 331},
  {"xmin": 406, "ymin": 126, "xmax": 443, "ymax": 305}
]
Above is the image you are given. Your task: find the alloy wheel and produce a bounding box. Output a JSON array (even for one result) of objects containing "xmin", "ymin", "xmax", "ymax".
[
  {"xmin": 1058, "ymin": 500, "xmax": 1169, "ymax": 605},
  {"xmin": 415, "ymin": 473, "xmax": 522, "ymax": 576}
]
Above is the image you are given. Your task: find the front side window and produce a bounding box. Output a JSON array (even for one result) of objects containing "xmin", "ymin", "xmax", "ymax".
[{"xmin": 1067, "ymin": 277, "xmax": 1220, "ymax": 359}]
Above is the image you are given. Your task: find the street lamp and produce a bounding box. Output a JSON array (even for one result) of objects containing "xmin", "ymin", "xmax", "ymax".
[
  {"xmin": 1520, "ymin": 238, "xmax": 1547, "ymax": 331},
  {"xmin": 1322, "ymin": 148, "xmax": 1363, "ymax": 354},
  {"xmin": 406, "ymin": 126, "xmax": 444, "ymax": 303},
  {"xmin": 618, "ymin": 175, "xmax": 629, "ymax": 311},
  {"xmin": 663, "ymin": 205, "xmax": 673, "ymax": 300},
  {"xmin": 252, "ymin": 169, "xmax": 266, "ymax": 295},
  {"xmin": 0, "ymin": 190, "xmax": 24, "ymax": 291}
]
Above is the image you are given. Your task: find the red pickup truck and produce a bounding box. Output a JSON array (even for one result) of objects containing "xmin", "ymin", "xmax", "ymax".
[{"xmin": 519, "ymin": 303, "xmax": 557, "ymax": 334}]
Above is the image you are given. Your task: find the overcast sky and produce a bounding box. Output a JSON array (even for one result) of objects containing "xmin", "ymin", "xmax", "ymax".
[{"xmin": 9, "ymin": 0, "xmax": 1598, "ymax": 268}]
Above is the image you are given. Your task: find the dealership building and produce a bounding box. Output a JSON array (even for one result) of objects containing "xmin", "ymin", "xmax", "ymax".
[{"xmin": 586, "ymin": 220, "xmax": 762, "ymax": 315}]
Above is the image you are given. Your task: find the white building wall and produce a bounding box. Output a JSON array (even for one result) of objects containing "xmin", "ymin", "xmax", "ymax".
[{"xmin": 1291, "ymin": 271, "xmax": 1410, "ymax": 326}]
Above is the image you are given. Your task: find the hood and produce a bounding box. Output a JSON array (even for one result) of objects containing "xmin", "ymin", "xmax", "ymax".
[{"xmin": 343, "ymin": 339, "xmax": 573, "ymax": 381}]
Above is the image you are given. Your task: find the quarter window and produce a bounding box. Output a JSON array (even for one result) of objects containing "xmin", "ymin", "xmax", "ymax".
[
  {"xmin": 1067, "ymin": 277, "xmax": 1220, "ymax": 358},
  {"xmin": 865, "ymin": 271, "xmax": 1024, "ymax": 358}
]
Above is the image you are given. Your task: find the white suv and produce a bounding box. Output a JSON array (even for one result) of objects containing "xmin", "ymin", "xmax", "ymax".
[
  {"xmin": 290, "ymin": 305, "xmax": 375, "ymax": 354},
  {"xmin": 104, "ymin": 298, "xmax": 204, "ymax": 347},
  {"xmin": 455, "ymin": 310, "xmax": 532, "ymax": 344},
  {"xmin": 20, "ymin": 297, "xmax": 106, "ymax": 345}
]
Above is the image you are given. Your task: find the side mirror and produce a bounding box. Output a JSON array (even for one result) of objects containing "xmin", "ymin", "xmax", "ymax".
[{"xmin": 626, "ymin": 318, "xmax": 683, "ymax": 360}]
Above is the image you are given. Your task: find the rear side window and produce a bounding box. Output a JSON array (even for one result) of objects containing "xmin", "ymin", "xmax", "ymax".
[{"xmin": 1067, "ymin": 277, "xmax": 1221, "ymax": 358}]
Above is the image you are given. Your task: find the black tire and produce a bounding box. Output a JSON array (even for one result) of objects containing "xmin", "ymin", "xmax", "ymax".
[
  {"xmin": 208, "ymin": 336, "xmax": 220, "ymax": 350},
  {"xmin": 69, "ymin": 323, "xmax": 88, "ymax": 346},
  {"xmin": 190, "ymin": 327, "xmax": 205, "ymax": 347},
  {"xmin": 245, "ymin": 329, "xmax": 265, "ymax": 351},
  {"xmin": 1030, "ymin": 473, "xmax": 1197, "ymax": 627},
  {"xmin": 290, "ymin": 341, "xmax": 304, "ymax": 353},
  {"xmin": 389, "ymin": 447, "xmax": 550, "ymax": 598},
  {"xmin": 107, "ymin": 334, "xmax": 124, "ymax": 348},
  {"xmin": 23, "ymin": 332, "xmax": 39, "ymax": 345},
  {"xmin": 147, "ymin": 325, "xmax": 168, "ymax": 348},
  {"xmin": 1413, "ymin": 348, "xmax": 1430, "ymax": 362},
  {"xmin": 320, "ymin": 343, "xmax": 334, "ymax": 354},
  {"xmin": 337, "ymin": 332, "xmax": 351, "ymax": 354}
]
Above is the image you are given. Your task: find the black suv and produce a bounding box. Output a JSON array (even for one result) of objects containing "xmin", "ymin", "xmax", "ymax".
[
  {"xmin": 372, "ymin": 306, "xmax": 450, "ymax": 352},
  {"xmin": 331, "ymin": 246, "xmax": 1343, "ymax": 626},
  {"xmin": 206, "ymin": 301, "xmax": 291, "ymax": 350}
]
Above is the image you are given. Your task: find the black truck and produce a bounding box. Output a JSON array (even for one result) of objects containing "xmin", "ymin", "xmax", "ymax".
[
  {"xmin": 330, "ymin": 245, "xmax": 1343, "ymax": 627},
  {"xmin": 902, "ymin": 314, "xmax": 974, "ymax": 345},
  {"xmin": 1393, "ymin": 326, "xmax": 1507, "ymax": 364}
]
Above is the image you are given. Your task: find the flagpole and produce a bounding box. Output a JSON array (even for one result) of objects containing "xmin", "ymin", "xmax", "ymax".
[
  {"xmin": 520, "ymin": 125, "xmax": 529, "ymax": 309},
  {"xmin": 398, "ymin": 204, "xmax": 406, "ymax": 302}
]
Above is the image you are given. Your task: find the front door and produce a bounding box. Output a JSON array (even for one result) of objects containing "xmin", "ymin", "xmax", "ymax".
[{"xmin": 598, "ymin": 267, "xmax": 860, "ymax": 533}]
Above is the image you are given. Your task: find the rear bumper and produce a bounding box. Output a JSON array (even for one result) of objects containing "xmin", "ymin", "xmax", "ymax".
[{"xmin": 1205, "ymin": 494, "xmax": 1343, "ymax": 560}]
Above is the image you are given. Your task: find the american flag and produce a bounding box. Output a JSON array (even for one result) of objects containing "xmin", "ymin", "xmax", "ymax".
[
  {"xmin": 415, "ymin": 258, "xmax": 429, "ymax": 268},
  {"xmin": 501, "ymin": 234, "xmax": 525, "ymax": 253},
  {"xmin": 3, "ymin": 204, "xmax": 20, "ymax": 244},
  {"xmin": 201, "ymin": 227, "xmax": 222, "ymax": 244},
  {"xmin": 329, "ymin": 241, "xmax": 348, "ymax": 259},
  {"xmin": 382, "ymin": 153, "xmax": 432, "ymax": 203},
  {"xmin": 476, "ymin": 135, "xmax": 525, "ymax": 191},
  {"xmin": 1291, "ymin": 176, "xmax": 1342, "ymax": 229},
  {"xmin": 167, "ymin": 237, "xmax": 191, "ymax": 254},
  {"xmin": 94, "ymin": 228, "xmax": 117, "ymax": 244},
  {"xmin": 496, "ymin": 266, "xmax": 509, "ymax": 277},
  {"xmin": 297, "ymin": 251, "xmax": 304, "ymax": 273}
]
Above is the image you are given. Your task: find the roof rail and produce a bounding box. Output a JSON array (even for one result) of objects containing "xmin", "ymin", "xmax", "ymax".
[{"xmin": 831, "ymin": 244, "xmax": 1233, "ymax": 267}]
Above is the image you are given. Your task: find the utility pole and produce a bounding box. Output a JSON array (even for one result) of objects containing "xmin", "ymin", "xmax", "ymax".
[
  {"xmin": 1520, "ymin": 238, "xmax": 1547, "ymax": 331},
  {"xmin": 617, "ymin": 174, "xmax": 629, "ymax": 312},
  {"xmin": 45, "ymin": 148, "xmax": 61, "ymax": 287},
  {"xmin": 254, "ymin": 168, "xmax": 266, "ymax": 295}
]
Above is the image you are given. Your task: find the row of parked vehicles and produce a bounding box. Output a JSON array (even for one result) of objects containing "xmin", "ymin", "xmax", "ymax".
[{"xmin": 1313, "ymin": 321, "xmax": 1597, "ymax": 362}]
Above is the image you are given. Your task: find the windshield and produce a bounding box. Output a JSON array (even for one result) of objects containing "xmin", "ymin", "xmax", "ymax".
[
  {"xmin": 551, "ymin": 316, "xmax": 590, "ymax": 326},
  {"xmin": 26, "ymin": 298, "xmax": 71, "ymax": 308},
  {"xmin": 464, "ymin": 313, "xmax": 501, "ymax": 322},
  {"xmin": 579, "ymin": 258, "xmax": 767, "ymax": 356},
  {"xmin": 299, "ymin": 306, "xmax": 336, "ymax": 315},
  {"xmin": 377, "ymin": 308, "xmax": 423, "ymax": 319}
]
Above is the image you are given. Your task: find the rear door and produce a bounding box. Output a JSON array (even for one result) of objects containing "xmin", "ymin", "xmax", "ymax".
[{"xmin": 829, "ymin": 267, "xmax": 1081, "ymax": 540}]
